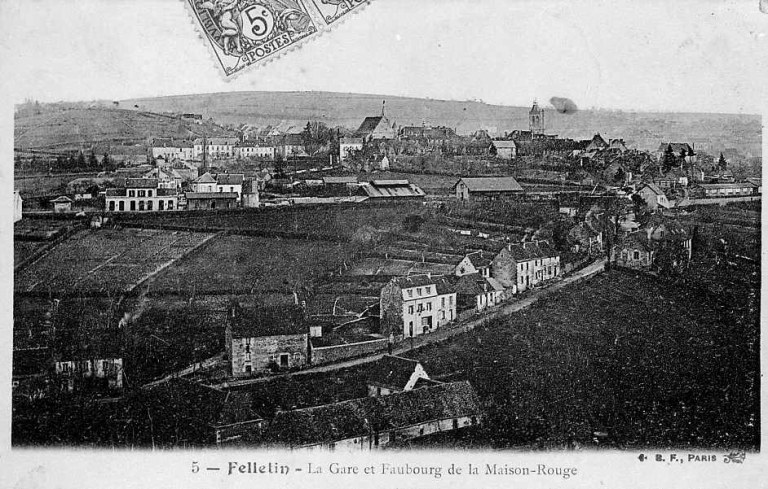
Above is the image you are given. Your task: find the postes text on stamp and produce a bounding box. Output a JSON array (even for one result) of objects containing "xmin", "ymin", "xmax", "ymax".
[{"xmin": 187, "ymin": 0, "xmax": 318, "ymax": 76}]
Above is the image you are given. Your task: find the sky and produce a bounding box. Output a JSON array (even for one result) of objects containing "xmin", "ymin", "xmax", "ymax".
[{"xmin": 0, "ymin": 0, "xmax": 766, "ymax": 114}]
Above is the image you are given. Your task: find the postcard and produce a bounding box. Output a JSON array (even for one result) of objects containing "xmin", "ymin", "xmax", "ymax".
[{"xmin": 0, "ymin": 0, "xmax": 765, "ymax": 488}]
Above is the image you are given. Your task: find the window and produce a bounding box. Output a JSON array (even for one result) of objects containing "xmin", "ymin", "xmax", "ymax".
[
  {"xmin": 138, "ymin": 190, "xmax": 146, "ymax": 197},
  {"xmin": 417, "ymin": 288, "xmax": 422, "ymax": 296},
  {"xmin": 130, "ymin": 200, "xmax": 136, "ymax": 211},
  {"xmin": 280, "ymin": 354, "xmax": 289, "ymax": 367},
  {"xmin": 230, "ymin": 186, "xmax": 234, "ymax": 193},
  {"xmin": 408, "ymin": 305, "xmax": 414, "ymax": 314},
  {"xmin": 146, "ymin": 201, "xmax": 153, "ymax": 211},
  {"xmin": 441, "ymin": 297, "xmax": 445, "ymax": 308},
  {"xmin": 158, "ymin": 200, "xmax": 164, "ymax": 211},
  {"xmin": 245, "ymin": 365, "xmax": 252, "ymax": 373},
  {"xmin": 244, "ymin": 343, "xmax": 250, "ymax": 354},
  {"xmin": 119, "ymin": 201, "xmax": 125, "ymax": 211},
  {"xmin": 633, "ymin": 250, "xmax": 640, "ymax": 260},
  {"xmin": 425, "ymin": 286, "xmax": 431, "ymax": 294},
  {"xmin": 427, "ymin": 302, "xmax": 432, "ymax": 311},
  {"xmin": 294, "ymin": 352, "xmax": 302, "ymax": 364},
  {"xmin": 449, "ymin": 296, "xmax": 453, "ymax": 305},
  {"xmin": 168, "ymin": 200, "xmax": 173, "ymax": 210},
  {"xmin": 138, "ymin": 201, "xmax": 145, "ymax": 211},
  {"xmin": 148, "ymin": 190, "xmax": 153, "ymax": 197},
  {"xmin": 128, "ymin": 190, "xmax": 135, "ymax": 197},
  {"xmin": 407, "ymin": 290, "xmax": 413, "ymax": 298},
  {"xmin": 109, "ymin": 201, "xmax": 115, "ymax": 211}
]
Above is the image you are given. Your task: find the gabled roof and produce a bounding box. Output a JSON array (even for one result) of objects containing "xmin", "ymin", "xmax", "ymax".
[
  {"xmin": 639, "ymin": 182, "xmax": 664, "ymax": 195},
  {"xmin": 229, "ymin": 306, "xmax": 308, "ymax": 338},
  {"xmin": 265, "ymin": 381, "xmax": 481, "ymax": 447},
  {"xmin": 194, "ymin": 172, "xmax": 217, "ymax": 184},
  {"xmin": 455, "ymin": 177, "xmax": 523, "ymax": 192},
  {"xmin": 367, "ymin": 355, "xmax": 422, "ymax": 390},
  {"xmin": 615, "ymin": 232, "xmax": 654, "ymax": 252},
  {"xmin": 465, "ymin": 250, "xmax": 493, "ymax": 269},
  {"xmin": 50, "ymin": 196, "xmax": 73, "ymax": 203},
  {"xmin": 216, "ymin": 173, "xmax": 244, "ymax": 186},
  {"xmin": 323, "ymin": 176, "xmax": 358, "ymax": 185},
  {"xmin": 357, "ymin": 116, "xmax": 386, "ymax": 134}
]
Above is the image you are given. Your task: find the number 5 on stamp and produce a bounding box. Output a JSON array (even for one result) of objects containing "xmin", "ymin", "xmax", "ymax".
[{"xmin": 185, "ymin": 0, "xmax": 319, "ymax": 77}]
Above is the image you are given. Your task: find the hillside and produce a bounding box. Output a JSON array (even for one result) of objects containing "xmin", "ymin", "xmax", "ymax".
[
  {"xmin": 123, "ymin": 91, "xmax": 761, "ymax": 156},
  {"xmin": 14, "ymin": 107, "xmax": 233, "ymax": 153}
]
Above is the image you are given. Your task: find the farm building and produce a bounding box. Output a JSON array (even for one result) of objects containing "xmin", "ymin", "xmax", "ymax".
[
  {"xmin": 611, "ymin": 232, "xmax": 655, "ymax": 271},
  {"xmin": 379, "ymin": 274, "xmax": 456, "ymax": 339},
  {"xmin": 105, "ymin": 178, "xmax": 179, "ymax": 212},
  {"xmin": 359, "ymin": 180, "xmax": 426, "ymax": 200},
  {"xmin": 146, "ymin": 378, "xmax": 265, "ymax": 446},
  {"xmin": 491, "ymin": 240, "xmax": 560, "ymax": 293},
  {"xmin": 185, "ymin": 192, "xmax": 238, "ymax": 210},
  {"xmin": 226, "ymin": 305, "xmax": 309, "ymax": 377},
  {"xmin": 264, "ymin": 380, "xmax": 481, "ymax": 450},
  {"xmin": 635, "ymin": 183, "xmax": 669, "ymax": 211},
  {"xmin": 339, "ymin": 137, "xmax": 364, "ymax": 162},
  {"xmin": 50, "ymin": 195, "xmax": 73, "ymax": 213},
  {"xmin": 490, "ymin": 140, "xmax": 518, "ymax": 159},
  {"xmin": 453, "ymin": 177, "xmax": 523, "ymax": 202},
  {"xmin": 14, "ymin": 190, "xmax": 22, "ymax": 222},
  {"xmin": 366, "ymin": 355, "xmax": 433, "ymax": 397},
  {"xmin": 451, "ymin": 273, "xmax": 505, "ymax": 313}
]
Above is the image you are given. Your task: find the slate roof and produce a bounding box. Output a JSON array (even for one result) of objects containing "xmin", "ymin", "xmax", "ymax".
[
  {"xmin": 491, "ymin": 140, "xmax": 517, "ymax": 149},
  {"xmin": 51, "ymin": 196, "xmax": 73, "ymax": 203},
  {"xmin": 323, "ymin": 176, "xmax": 358, "ymax": 185},
  {"xmin": 265, "ymin": 381, "xmax": 481, "ymax": 447},
  {"xmin": 360, "ymin": 181, "xmax": 426, "ymax": 198},
  {"xmin": 185, "ymin": 192, "xmax": 239, "ymax": 199},
  {"xmin": 455, "ymin": 177, "xmax": 523, "ymax": 193},
  {"xmin": 639, "ymin": 182, "xmax": 664, "ymax": 195},
  {"xmin": 465, "ymin": 251, "xmax": 493, "ymax": 269},
  {"xmin": 229, "ymin": 306, "xmax": 308, "ymax": 338},
  {"xmin": 505, "ymin": 240, "xmax": 558, "ymax": 262},
  {"xmin": 357, "ymin": 116, "xmax": 386, "ymax": 134},
  {"xmin": 390, "ymin": 275, "xmax": 455, "ymax": 295},
  {"xmin": 216, "ymin": 173, "xmax": 244, "ymax": 186},
  {"xmin": 367, "ymin": 355, "xmax": 422, "ymax": 390}
]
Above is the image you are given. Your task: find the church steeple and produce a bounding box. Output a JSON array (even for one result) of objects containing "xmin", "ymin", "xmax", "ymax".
[{"xmin": 529, "ymin": 100, "xmax": 545, "ymax": 136}]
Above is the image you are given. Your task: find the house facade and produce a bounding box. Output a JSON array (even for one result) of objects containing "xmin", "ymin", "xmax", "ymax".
[
  {"xmin": 491, "ymin": 240, "xmax": 560, "ymax": 293},
  {"xmin": 193, "ymin": 137, "xmax": 239, "ymax": 158},
  {"xmin": 51, "ymin": 195, "xmax": 73, "ymax": 213},
  {"xmin": 490, "ymin": 140, "xmax": 518, "ymax": 159},
  {"xmin": 216, "ymin": 173, "xmax": 245, "ymax": 201},
  {"xmin": 185, "ymin": 192, "xmax": 238, "ymax": 210},
  {"xmin": 192, "ymin": 172, "xmax": 217, "ymax": 193},
  {"xmin": 106, "ymin": 178, "xmax": 179, "ymax": 212},
  {"xmin": 235, "ymin": 142, "xmax": 275, "ymax": 160},
  {"xmin": 697, "ymin": 182, "xmax": 755, "ymax": 198},
  {"xmin": 151, "ymin": 141, "xmax": 195, "ymax": 161},
  {"xmin": 356, "ymin": 115, "xmax": 396, "ymax": 141},
  {"xmin": 226, "ymin": 306, "xmax": 309, "ymax": 377},
  {"xmin": 452, "ymin": 273, "xmax": 505, "ymax": 313},
  {"xmin": 379, "ymin": 275, "xmax": 456, "ymax": 339}
]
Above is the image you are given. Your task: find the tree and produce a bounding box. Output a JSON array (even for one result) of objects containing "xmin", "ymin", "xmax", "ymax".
[
  {"xmin": 76, "ymin": 151, "xmax": 86, "ymax": 169},
  {"xmin": 273, "ymin": 153, "xmax": 286, "ymax": 179},
  {"xmin": 631, "ymin": 193, "xmax": 646, "ymax": 215},
  {"xmin": 102, "ymin": 152, "xmax": 112, "ymax": 171},
  {"xmin": 88, "ymin": 151, "xmax": 98, "ymax": 169},
  {"xmin": 661, "ymin": 145, "xmax": 676, "ymax": 173},
  {"xmin": 718, "ymin": 153, "xmax": 727, "ymax": 171}
]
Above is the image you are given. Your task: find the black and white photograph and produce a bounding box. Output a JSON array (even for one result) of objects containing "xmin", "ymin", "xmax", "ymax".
[{"xmin": 1, "ymin": 0, "xmax": 765, "ymax": 487}]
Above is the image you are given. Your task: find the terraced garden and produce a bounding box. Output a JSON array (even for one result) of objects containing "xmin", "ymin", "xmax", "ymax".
[{"xmin": 14, "ymin": 228, "xmax": 214, "ymax": 296}]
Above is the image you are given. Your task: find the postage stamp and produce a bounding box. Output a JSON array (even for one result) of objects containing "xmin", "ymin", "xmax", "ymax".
[
  {"xmin": 310, "ymin": 0, "xmax": 369, "ymax": 24},
  {"xmin": 186, "ymin": 0, "xmax": 320, "ymax": 77}
]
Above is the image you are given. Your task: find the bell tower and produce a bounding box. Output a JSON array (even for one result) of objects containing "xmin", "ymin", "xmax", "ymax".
[{"xmin": 529, "ymin": 100, "xmax": 545, "ymax": 137}]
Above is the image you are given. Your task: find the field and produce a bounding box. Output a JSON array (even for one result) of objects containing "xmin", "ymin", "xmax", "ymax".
[
  {"xmin": 116, "ymin": 203, "xmax": 425, "ymax": 240},
  {"xmin": 149, "ymin": 235, "xmax": 354, "ymax": 295},
  {"xmin": 15, "ymin": 228, "xmax": 214, "ymax": 296}
]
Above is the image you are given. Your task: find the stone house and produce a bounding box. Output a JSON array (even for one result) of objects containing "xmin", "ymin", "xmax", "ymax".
[
  {"xmin": 264, "ymin": 380, "xmax": 482, "ymax": 450},
  {"xmin": 454, "ymin": 250, "xmax": 493, "ymax": 277},
  {"xmin": 379, "ymin": 275, "xmax": 456, "ymax": 339},
  {"xmin": 491, "ymin": 240, "xmax": 560, "ymax": 293},
  {"xmin": 610, "ymin": 232, "xmax": 655, "ymax": 270},
  {"xmin": 106, "ymin": 178, "xmax": 178, "ymax": 212},
  {"xmin": 226, "ymin": 305, "xmax": 309, "ymax": 377},
  {"xmin": 216, "ymin": 173, "xmax": 245, "ymax": 201},
  {"xmin": 452, "ymin": 273, "xmax": 505, "ymax": 313},
  {"xmin": 490, "ymin": 140, "xmax": 518, "ymax": 160},
  {"xmin": 191, "ymin": 172, "xmax": 217, "ymax": 193}
]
